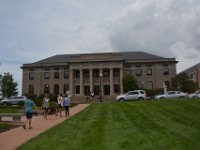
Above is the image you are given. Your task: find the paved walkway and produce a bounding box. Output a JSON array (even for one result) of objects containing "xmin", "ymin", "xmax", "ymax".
[{"xmin": 0, "ymin": 104, "xmax": 90, "ymax": 150}]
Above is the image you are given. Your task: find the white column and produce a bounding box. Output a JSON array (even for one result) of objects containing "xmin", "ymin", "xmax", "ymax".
[
  {"xmin": 90, "ymin": 69, "xmax": 93, "ymax": 92},
  {"xmin": 100, "ymin": 69, "xmax": 103, "ymax": 96},
  {"xmin": 69, "ymin": 69, "xmax": 74, "ymax": 94},
  {"xmin": 80, "ymin": 69, "xmax": 83, "ymax": 95}
]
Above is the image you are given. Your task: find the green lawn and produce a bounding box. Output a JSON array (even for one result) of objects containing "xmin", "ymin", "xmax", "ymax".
[
  {"xmin": 17, "ymin": 99, "xmax": 200, "ymax": 150},
  {"xmin": 0, "ymin": 106, "xmax": 23, "ymax": 113}
]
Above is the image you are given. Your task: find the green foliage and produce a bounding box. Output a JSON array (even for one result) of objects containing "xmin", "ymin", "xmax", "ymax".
[
  {"xmin": 24, "ymin": 93, "xmax": 57, "ymax": 106},
  {"xmin": 0, "ymin": 72, "xmax": 18, "ymax": 98},
  {"xmin": 49, "ymin": 102, "xmax": 58, "ymax": 115},
  {"xmin": 171, "ymin": 72, "xmax": 198, "ymax": 92},
  {"xmin": 17, "ymin": 101, "xmax": 25, "ymax": 106},
  {"xmin": 123, "ymin": 75, "xmax": 138, "ymax": 92},
  {"xmin": 145, "ymin": 88, "xmax": 164, "ymax": 97}
]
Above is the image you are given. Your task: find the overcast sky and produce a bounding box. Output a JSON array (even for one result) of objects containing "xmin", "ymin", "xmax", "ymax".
[{"xmin": 0, "ymin": 0, "xmax": 200, "ymax": 95}]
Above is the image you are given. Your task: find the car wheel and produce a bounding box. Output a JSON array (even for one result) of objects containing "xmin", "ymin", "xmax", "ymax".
[
  {"xmin": 179, "ymin": 96, "xmax": 184, "ymax": 99},
  {"xmin": 159, "ymin": 97, "xmax": 165, "ymax": 100},
  {"xmin": 138, "ymin": 97, "xmax": 144, "ymax": 101},
  {"xmin": 2, "ymin": 102, "xmax": 8, "ymax": 106},
  {"xmin": 119, "ymin": 98, "xmax": 125, "ymax": 102}
]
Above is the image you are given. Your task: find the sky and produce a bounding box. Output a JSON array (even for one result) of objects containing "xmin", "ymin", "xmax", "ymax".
[{"xmin": 0, "ymin": 0, "xmax": 200, "ymax": 95}]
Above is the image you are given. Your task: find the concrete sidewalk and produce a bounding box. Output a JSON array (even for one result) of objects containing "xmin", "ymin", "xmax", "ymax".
[{"xmin": 0, "ymin": 104, "xmax": 90, "ymax": 150}]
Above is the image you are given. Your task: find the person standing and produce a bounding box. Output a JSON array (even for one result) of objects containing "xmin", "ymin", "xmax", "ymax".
[
  {"xmin": 42, "ymin": 93, "xmax": 50, "ymax": 120},
  {"xmin": 23, "ymin": 98, "xmax": 36, "ymax": 130},
  {"xmin": 63, "ymin": 94, "xmax": 70, "ymax": 117},
  {"xmin": 57, "ymin": 94, "xmax": 63, "ymax": 117}
]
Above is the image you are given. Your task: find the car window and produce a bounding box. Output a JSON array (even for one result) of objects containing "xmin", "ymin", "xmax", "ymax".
[
  {"xmin": 128, "ymin": 91, "xmax": 139, "ymax": 95},
  {"xmin": 139, "ymin": 91, "xmax": 145, "ymax": 94},
  {"xmin": 17, "ymin": 97, "xmax": 24, "ymax": 99},
  {"xmin": 168, "ymin": 92, "xmax": 175, "ymax": 95}
]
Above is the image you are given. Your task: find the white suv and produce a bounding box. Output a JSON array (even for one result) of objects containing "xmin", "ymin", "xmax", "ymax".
[
  {"xmin": 116, "ymin": 90, "xmax": 147, "ymax": 102},
  {"xmin": 0, "ymin": 96, "xmax": 27, "ymax": 105}
]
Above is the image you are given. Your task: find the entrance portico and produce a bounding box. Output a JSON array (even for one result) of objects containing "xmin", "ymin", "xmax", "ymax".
[{"xmin": 69, "ymin": 62, "xmax": 123, "ymax": 96}]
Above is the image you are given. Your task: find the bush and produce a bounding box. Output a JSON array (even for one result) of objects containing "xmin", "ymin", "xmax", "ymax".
[
  {"xmin": 17, "ymin": 101, "xmax": 25, "ymax": 106},
  {"xmin": 49, "ymin": 102, "xmax": 57, "ymax": 115}
]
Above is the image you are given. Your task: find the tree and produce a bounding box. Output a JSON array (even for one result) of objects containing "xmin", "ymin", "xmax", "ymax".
[
  {"xmin": 123, "ymin": 75, "xmax": 138, "ymax": 93},
  {"xmin": 171, "ymin": 72, "xmax": 198, "ymax": 93},
  {"xmin": 0, "ymin": 72, "xmax": 18, "ymax": 98}
]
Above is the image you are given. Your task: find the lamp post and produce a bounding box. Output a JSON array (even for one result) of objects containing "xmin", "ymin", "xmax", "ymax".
[{"xmin": 99, "ymin": 73, "xmax": 103, "ymax": 102}]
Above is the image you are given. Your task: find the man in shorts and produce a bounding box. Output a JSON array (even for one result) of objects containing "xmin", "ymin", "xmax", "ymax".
[{"xmin": 23, "ymin": 98, "xmax": 36, "ymax": 130}]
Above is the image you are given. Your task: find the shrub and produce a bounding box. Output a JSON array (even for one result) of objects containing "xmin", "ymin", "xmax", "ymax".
[{"xmin": 49, "ymin": 102, "xmax": 57, "ymax": 115}]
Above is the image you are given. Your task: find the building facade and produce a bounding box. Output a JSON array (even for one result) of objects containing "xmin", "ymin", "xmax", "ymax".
[
  {"xmin": 21, "ymin": 51, "xmax": 178, "ymax": 100},
  {"xmin": 181, "ymin": 63, "xmax": 200, "ymax": 88}
]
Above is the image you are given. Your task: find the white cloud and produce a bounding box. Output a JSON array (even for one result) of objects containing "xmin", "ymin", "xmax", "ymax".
[{"xmin": 108, "ymin": 0, "xmax": 200, "ymax": 72}]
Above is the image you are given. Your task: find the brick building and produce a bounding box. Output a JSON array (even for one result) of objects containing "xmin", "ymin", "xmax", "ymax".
[{"xmin": 21, "ymin": 51, "xmax": 178, "ymax": 100}]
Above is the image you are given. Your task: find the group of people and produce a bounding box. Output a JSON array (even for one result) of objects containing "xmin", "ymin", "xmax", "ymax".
[
  {"xmin": 42, "ymin": 93, "xmax": 70, "ymax": 119},
  {"xmin": 22, "ymin": 93, "xmax": 70, "ymax": 130}
]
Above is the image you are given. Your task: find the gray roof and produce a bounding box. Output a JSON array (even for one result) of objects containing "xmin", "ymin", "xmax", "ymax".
[{"xmin": 23, "ymin": 51, "xmax": 177, "ymax": 67}]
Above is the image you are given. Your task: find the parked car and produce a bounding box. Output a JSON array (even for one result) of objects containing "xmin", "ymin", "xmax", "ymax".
[
  {"xmin": 155, "ymin": 91, "xmax": 188, "ymax": 100},
  {"xmin": 188, "ymin": 90, "xmax": 200, "ymax": 98},
  {"xmin": 0, "ymin": 96, "xmax": 27, "ymax": 105},
  {"xmin": 116, "ymin": 90, "xmax": 147, "ymax": 102}
]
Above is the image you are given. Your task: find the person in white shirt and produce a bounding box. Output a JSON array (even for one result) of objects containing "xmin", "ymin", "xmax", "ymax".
[
  {"xmin": 42, "ymin": 93, "xmax": 50, "ymax": 120},
  {"xmin": 57, "ymin": 94, "xmax": 63, "ymax": 117}
]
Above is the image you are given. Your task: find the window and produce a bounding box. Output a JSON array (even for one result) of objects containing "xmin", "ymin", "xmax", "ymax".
[
  {"xmin": 75, "ymin": 70, "xmax": 80, "ymax": 78},
  {"xmin": 125, "ymin": 69, "xmax": 131, "ymax": 75},
  {"xmin": 104, "ymin": 85, "xmax": 110, "ymax": 95},
  {"xmin": 28, "ymin": 84, "xmax": 34, "ymax": 94},
  {"xmin": 29, "ymin": 71, "xmax": 34, "ymax": 80},
  {"xmin": 44, "ymin": 72, "xmax": 50, "ymax": 79},
  {"xmin": 54, "ymin": 84, "xmax": 59, "ymax": 95},
  {"xmin": 147, "ymin": 81, "xmax": 153, "ymax": 89},
  {"xmin": 114, "ymin": 84, "xmax": 120, "ymax": 93},
  {"xmin": 83, "ymin": 69, "xmax": 89, "ymax": 78},
  {"xmin": 103, "ymin": 69, "xmax": 109, "ymax": 77},
  {"xmin": 44, "ymin": 84, "xmax": 50, "ymax": 93},
  {"xmin": 54, "ymin": 68, "xmax": 60, "ymax": 79},
  {"xmin": 64, "ymin": 71, "xmax": 69, "ymax": 79},
  {"xmin": 164, "ymin": 81, "xmax": 170, "ymax": 88},
  {"xmin": 63, "ymin": 84, "xmax": 69, "ymax": 94},
  {"xmin": 163, "ymin": 64, "xmax": 169, "ymax": 76},
  {"xmin": 113, "ymin": 68, "xmax": 120, "ymax": 77},
  {"xmin": 136, "ymin": 64, "xmax": 142, "ymax": 76},
  {"xmin": 75, "ymin": 85, "xmax": 80, "ymax": 94},
  {"xmin": 128, "ymin": 91, "xmax": 139, "ymax": 95},
  {"xmin": 136, "ymin": 69, "xmax": 142, "ymax": 76},
  {"xmin": 146, "ymin": 65, "xmax": 152, "ymax": 76}
]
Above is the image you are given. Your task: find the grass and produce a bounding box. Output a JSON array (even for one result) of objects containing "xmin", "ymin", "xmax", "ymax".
[
  {"xmin": 17, "ymin": 99, "xmax": 200, "ymax": 150},
  {"xmin": 0, "ymin": 106, "xmax": 23, "ymax": 113},
  {"xmin": 0, "ymin": 123, "xmax": 18, "ymax": 133}
]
